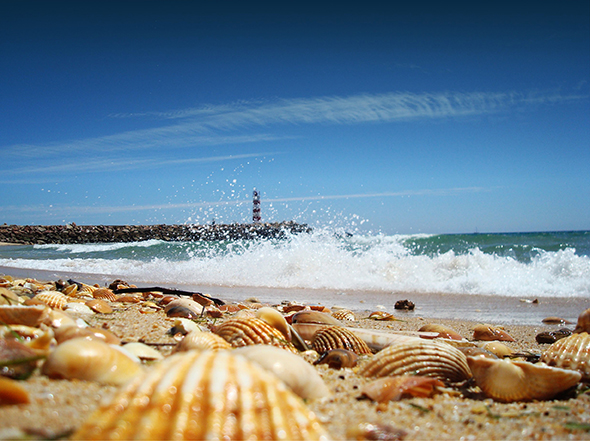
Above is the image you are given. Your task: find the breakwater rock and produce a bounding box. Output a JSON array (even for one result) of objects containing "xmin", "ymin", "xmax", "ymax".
[{"xmin": 0, "ymin": 222, "xmax": 311, "ymax": 245}]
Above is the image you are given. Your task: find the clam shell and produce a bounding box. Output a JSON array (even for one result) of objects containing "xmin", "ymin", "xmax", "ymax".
[
  {"xmin": 332, "ymin": 309, "xmax": 355, "ymax": 321},
  {"xmin": 359, "ymin": 376, "xmax": 444, "ymax": 403},
  {"xmin": 92, "ymin": 287, "xmax": 117, "ymax": 302},
  {"xmin": 175, "ymin": 331, "xmax": 232, "ymax": 352},
  {"xmin": 479, "ymin": 341, "xmax": 514, "ymax": 358},
  {"xmin": 71, "ymin": 350, "xmax": 329, "ymax": 440},
  {"xmin": 574, "ymin": 308, "xmax": 590, "ymax": 334},
  {"xmin": 473, "ymin": 324, "xmax": 515, "ymax": 342},
  {"xmin": 164, "ymin": 298, "xmax": 203, "ymax": 319},
  {"xmin": 42, "ymin": 337, "xmax": 142, "ymax": 385},
  {"xmin": 467, "ymin": 356, "xmax": 582, "ymax": 402},
  {"xmin": 0, "ymin": 304, "xmax": 51, "ymax": 327},
  {"xmin": 122, "ymin": 342, "xmax": 164, "ymax": 361},
  {"xmin": 214, "ymin": 317, "xmax": 298, "ymax": 353},
  {"xmin": 291, "ymin": 310, "xmax": 342, "ymax": 326},
  {"xmin": 234, "ymin": 345, "xmax": 330, "ymax": 399},
  {"xmin": 311, "ymin": 326, "xmax": 372, "ymax": 355},
  {"xmin": 419, "ymin": 324, "xmax": 463, "ymax": 340},
  {"xmin": 540, "ymin": 331, "xmax": 590, "ymax": 381},
  {"xmin": 359, "ymin": 339, "xmax": 472, "ymax": 383},
  {"xmin": 53, "ymin": 325, "xmax": 121, "ymax": 345}
]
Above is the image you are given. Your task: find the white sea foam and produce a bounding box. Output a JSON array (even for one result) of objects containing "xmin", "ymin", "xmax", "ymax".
[
  {"xmin": 2, "ymin": 231, "xmax": 589, "ymax": 298},
  {"xmin": 33, "ymin": 239, "xmax": 164, "ymax": 253}
]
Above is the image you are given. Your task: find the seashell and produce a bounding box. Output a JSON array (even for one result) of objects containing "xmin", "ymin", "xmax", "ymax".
[
  {"xmin": 459, "ymin": 346, "xmax": 498, "ymax": 359},
  {"xmin": 78, "ymin": 283, "xmax": 97, "ymax": 295},
  {"xmin": 342, "ymin": 327, "xmax": 434, "ymax": 352},
  {"xmin": 473, "ymin": 324, "xmax": 515, "ymax": 342},
  {"xmin": 311, "ymin": 326, "xmax": 373, "ymax": 355},
  {"xmin": 542, "ymin": 316, "xmax": 574, "ymax": 325},
  {"xmin": 347, "ymin": 423, "xmax": 407, "ymax": 441},
  {"xmin": 114, "ymin": 293, "xmax": 142, "ymax": 303},
  {"xmin": 122, "ymin": 342, "xmax": 164, "ymax": 361},
  {"xmin": 540, "ymin": 332, "xmax": 590, "ymax": 381},
  {"xmin": 62, "ymin": 283, "xmax": 79, "ymax": 297},
  {"xmin": 332, "ymin": 309, "xmax": 355, "ymax": 321},
  {"xmin": 574, "ymin": 308, "xmax": 590, "ymax": 334},
  {"xmin": 92, "ymin": 287, "xmax": 117, "ymax": 302},
  {"xmin": 168, "ymin": 318, "xmax": 204, "ymax": 336},
  {"xmin": 175, "ymin": 330, "xmax": 232, "ymax": 352},
  {"xmin": 0, "ymin": 337, "xmax": 43, "ymax": 379},
  {"xmin": 256, "ymin": 307, "xmax": 291, "ymax": 341},
  {"xmin": 71, "ymin": 350, "xmax": 329, "ymax": 440},
  {"xmin": 164, "ymin": 298, "xmax": 203, "ymax": 319},
  {"xmin": 42, "ymin": 337, "xmax": 142, "ymax": 385},
  {"xmin": 0, "ymin": 287, "xmax": 21, "ymax": 305},
  {"xmin": 0, "ymin": 304, "xmax": 51, "ymax": 327},
  {"xmin": 214, "ymin": 317, "xmax": 298, "ymax": 353},
  {"xmin": 291, "ymin": 310, "xmax": 342, "ymax": 326},
  {"xmin": 65, "ymin": 302, "xmax": 95, "ymax": 315},
  {"xmin": 48, "ymin": 309, "xmax": 78, "ymax": 328},
  {"xmin": 313, "ymin": 348, "xmax": 358, "ymax": 369},
  {"xmin": 419, "ymin": 323, "xmax": 463, "ymax": 340},
  {"xmin": 234, "ymin": 345, "xmax": 330, "ymax": 399},
  {"xmin": 85, "ymin": 299, "xmax": 113, "ymax": 314},
  {"xmin": 54, "ymin": 325, "xmax": 121, "ymax": 345},
  {"xmin": 0, "ymin": 377, "xmax": 30, "ymax": 405},
  {"xmin": 359, "ymin": 339, "xmax": 472, "ymax": 383},
  {"xmin": 479, "ymin": 341, "xmax": 514, "ymax": 358},
  {"xmin": 467, "ymin": 356, "xmax": 581, "ymax": 402},
  {"xmin": 359, "ymin": 376, "xmax": 444, "ymax": 403},
  {"xmin": 536, "ymin": 328, "xmax": 573, "ymax": 344},
  {"xmin": 158, "ymin": 295, "xmax": 181, "ymax": 306},
  {"xmin": 368, "ymin": 311, "xmax": 398, "ymax": 321}
]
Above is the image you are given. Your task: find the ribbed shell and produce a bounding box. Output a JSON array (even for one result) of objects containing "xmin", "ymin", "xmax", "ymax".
[
  {"xmin": 332, "ymin": 309, "xmax": 355, "ymax": 321},
  {"xmin": 311, "ymin": 326, "xmax": 372, "ymax": 355},
  {"xmin": 92, "ymin": 288, "xmax": 118, "ymax": 302},
  {"xmin": 176, "ymin": 331, "xmax": 232, "ymax": 352},
  {"xmin": 71, "ymin": 350, "xmax": 330, "ymax": 440},
  {"xmin": 467, "ymin": 356, "xmax": 582, "ymax": 402},
  {"xmin": 214, "ymin": 317, "xmax": 298, "ymax": 353},
  {"xmin": 540, "ymin": 332, "xmax": 590, "ymax": 381},
  {"xmin": 33, "ymin": 291, "xmax": 68, "ymax": 310},
  {"xmin": 359, "ymin": 339, "xmax": 472, "ymax": 383}
]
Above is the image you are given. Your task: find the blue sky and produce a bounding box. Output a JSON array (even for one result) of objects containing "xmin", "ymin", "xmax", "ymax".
[{"xmin": 1, "ymin": 1, "xmax": 589, "ymax": 234}]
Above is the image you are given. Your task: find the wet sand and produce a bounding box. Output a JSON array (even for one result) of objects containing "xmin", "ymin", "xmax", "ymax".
[{"xmin": 1, "ymin": 270, "xmax": 589, "ymax": 440}]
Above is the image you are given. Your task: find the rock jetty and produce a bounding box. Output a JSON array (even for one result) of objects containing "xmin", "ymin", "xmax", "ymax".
[{"xmin": 0, "ymin": 221, "xmax": 311, "ymax": 245}]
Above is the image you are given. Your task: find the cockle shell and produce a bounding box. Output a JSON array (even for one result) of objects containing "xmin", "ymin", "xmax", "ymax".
[
  {"xmin": 92, "ymin": 287, "xmax": 117, "ymax": 302},
  {"xmin": 175, "ymin": 330, "xmax": 232, "ymax": 352},
  {"xmin": 359, "ymin": 376, "xmax": 444, "ymax": 403},
  {"xmin": 311, "ymin": 326, "xmax": 373, "ymax": 355},
  {"xmin": 313, "ymin": 348, "xmax": 358, "ymax": 369},
  {"xmin": 42, "ymin": 337, "xmax": 142, "ymax": 385},
  {"xmin": 0, "ymin": 304, "xmax": 51, "ymax": 327},
  {"xmin": 332, "ymin": 309, "xmax": 355, "ymax": 321},
  {"xmin": 256, "ymin": 306, "xmax": 291, "ymax": 341},
  {"xmin": 359, "ymin": 339, "xmax": 472, "ymax": 383},
  {"xmin": 214, "ymin": 317, "xmax": 298, "ymax": 353},
  {"xmin": 234, "ymin": 345, "xmax": 330, "ymax": 399},
  {"xmin": 473, "ymin": 324, "xmax": 515, "ymax": 342},
  {"xmin": 467, "ymin": 356, "xmax": 582, "ymax": 402},
  {"xmin": 419, "ymin": 324, "xmax": 463, "ymax": 341},
  {"xmin": 71, "ymin": 350, "xmax": 330, "ymax": 440},
  {"xmin": 540, "ymin": 331, "xmax": 590, "ymax": 381},
  {"xmin": 78, "ymin": 283, "xmax": 98, "ymax": 295},
  {"xmin": 574, "ymin": 308, "xmax": 590, "ymax": 334}
]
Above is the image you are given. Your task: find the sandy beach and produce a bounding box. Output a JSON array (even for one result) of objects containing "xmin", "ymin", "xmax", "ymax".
[{"xmin": 1, "ymin": 270, "xmax": 589, "ymax": 440}]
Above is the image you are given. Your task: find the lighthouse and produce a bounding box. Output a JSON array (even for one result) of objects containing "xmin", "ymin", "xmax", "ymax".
[{"xmin": 252, "ymin": 188, "xmax": 261, "ymax": 223}]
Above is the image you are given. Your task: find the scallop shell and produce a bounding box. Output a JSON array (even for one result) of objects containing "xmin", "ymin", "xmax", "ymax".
[
  {"xmin": 92, "ymin": 287, "xmax": 117, "ymax": 302},
  {"xmin": 473, "ymin": 324, "xmax": 515, "ymax": 342},
  {"xmin": 359, "ymin": 376, "xmax": 444, "ymax": 403},
  {"xmin": 540, "ymin": 331, "xmax": 590, "ymax": 381},
  {"xmin": 71, "ymin": 350, "xmax": 329, "ymax": 440},
  {"xmin": 78, "ymin": 283, "xmax": 98, "ymax": 295},
  {"xmin": 467, "ymin": 356, "xmax": 582, "ymax": 402},
  {"xmin": 332, "ymin": 309, "xmax": 355, "ymax": 321},
  {"xmin": 175, "ymin": 330, "xmax": 232, "ymax": 352},
  {"xmin": 359, "ymin": 339, "xmax": 472, "ymax": 383},
  {"xmin": 42, "ymin": 337, "xmax": 142, "ymax": 385},
  {"xmin": 574, "ymin": 308, "xmax": 590, "ymax": 334},
  {"xmin": 311, "ymin": 326, "xmax": 372, "ymax": 355},
  {"xmin": 234, "ymin": 345, "xmax": 330, "ymax": 399},
  {"xmin": 313, "ymin": 348, "xmax": 358, "ymax": 369},
  {"xmin": 0, "ymin": 304, "xmax": 51, "ymax": 327},
  {"xmin": 214, "ymin": 317, "xmax": 298, "ymax": 353}
]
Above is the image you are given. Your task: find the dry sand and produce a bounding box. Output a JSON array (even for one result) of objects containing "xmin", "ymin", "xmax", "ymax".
[{"xmin": 1, "ymin": 273, "xmax": 589, "ymax": 440}]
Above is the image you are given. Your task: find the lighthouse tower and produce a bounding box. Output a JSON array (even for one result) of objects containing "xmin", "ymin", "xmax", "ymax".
[{"xmin": 252, "ymin": 188, "xmax": 261, "ymax": 223}]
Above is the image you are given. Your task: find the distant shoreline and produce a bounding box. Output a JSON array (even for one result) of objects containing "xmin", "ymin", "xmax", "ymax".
[{"xmin": 0, "ymin": 222, "xmax": 311, "ymax": 245}]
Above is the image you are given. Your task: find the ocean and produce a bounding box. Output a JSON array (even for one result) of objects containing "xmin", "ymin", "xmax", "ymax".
[{"xmin": 1, "ymin": 229, "xmax": 589, "ymax": 325}]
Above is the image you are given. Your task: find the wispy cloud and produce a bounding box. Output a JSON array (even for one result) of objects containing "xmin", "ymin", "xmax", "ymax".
[{"xmin": 3, "ymin": 89, "xmax": 584, "ymax": 159}]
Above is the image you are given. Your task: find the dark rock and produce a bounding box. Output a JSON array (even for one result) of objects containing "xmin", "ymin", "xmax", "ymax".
[{"xmin": 394, "ymin": 299, "xmax": 415, "ymax": 311}]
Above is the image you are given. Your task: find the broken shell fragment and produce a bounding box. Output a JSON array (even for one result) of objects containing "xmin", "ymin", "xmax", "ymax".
[
  {"xmin": 467, "ymin": 356, "xmax": 581, "ymax": 402},
  {"xmin": 311, "ymin": 326, "xmax": 372, "ymax": 355},
  {"xmin": 42, "ymin": 337, "xmax": 142, "ymax": 385},
  {"xmin": 473, "ymin": 324, "xmax": 515, "ymax": 342},
  {"xmin": 359, "ymin": 339, "xmax": 472, "ymax": 383},
  {"xmin": 234, "ymin": 345, "xmax": 330, "ymax": 399},
  {"xmin": 359, "ymin": 376, "xmax": 444, "ymax": 403},
  {"xmin": 71, "ymin": 350, "xmax": 329, "ymax": 440},
  {"xmin": 540, "ymin": 331, "xmax": 590, "ymax": 381},
  {"xmin": 214, "ymin": 317, "xmax": 298, "ymax": 353},
  {"xmin": 313, "ymin": 348, "xmax": 358, "ymax": 369}
]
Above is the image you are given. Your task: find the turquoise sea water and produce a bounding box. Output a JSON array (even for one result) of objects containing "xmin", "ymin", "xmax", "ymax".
[{"xmin": 0, "ymin": 229, "xmax": 588, "ymax": 299}]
